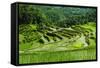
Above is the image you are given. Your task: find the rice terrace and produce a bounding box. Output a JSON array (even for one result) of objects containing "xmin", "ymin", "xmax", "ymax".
[{"xmin": 18, "ymin": 4, "xmax": 97, "ymax": 64}]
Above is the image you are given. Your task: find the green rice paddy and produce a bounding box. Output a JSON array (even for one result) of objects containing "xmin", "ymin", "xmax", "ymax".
[{"xmin": 19, "ymin": 22, "xmax": 96, "ymax": 64}]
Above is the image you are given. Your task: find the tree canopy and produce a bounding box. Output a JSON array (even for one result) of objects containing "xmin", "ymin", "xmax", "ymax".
[{"xmin": 19, "ymin": 4, "xmax": 96, "ymax": 28}]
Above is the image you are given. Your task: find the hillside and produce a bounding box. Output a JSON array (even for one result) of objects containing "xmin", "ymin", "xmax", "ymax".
[{"xmin": 18, "ymin": 4, "xmax": 96, "ymax": 64}]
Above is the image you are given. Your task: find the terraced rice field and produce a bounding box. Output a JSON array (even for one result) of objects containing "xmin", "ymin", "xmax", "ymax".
[{"xmin": 19, "ymin": 22, "xmax": 96, "ymax": 64}]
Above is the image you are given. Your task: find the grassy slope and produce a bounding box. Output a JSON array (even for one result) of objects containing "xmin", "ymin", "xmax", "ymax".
[{"xmin": 19, "ymin": 22, "xmax": 96, "ymax": 64}]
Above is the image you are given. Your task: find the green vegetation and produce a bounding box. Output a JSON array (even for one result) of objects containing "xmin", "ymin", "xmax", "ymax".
[
  {"xmin": 19, "ymin": 4, "xmax": 96, "ymax": 64},
  {"xmin": 19, "ymin": 49, "xmax": 96, "ymax": 64}
]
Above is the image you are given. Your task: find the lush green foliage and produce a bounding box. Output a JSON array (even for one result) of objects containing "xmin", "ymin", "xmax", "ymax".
[
  {"xmin": 19, "ymin": 4, "xmax": 96, "ymax": 64},
  {"xmin": 19, "ymin": 4, "xmax": 96, "ymax": 28}
]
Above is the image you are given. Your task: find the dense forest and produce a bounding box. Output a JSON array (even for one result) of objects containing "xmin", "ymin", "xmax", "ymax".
[
  {"xmin": 19, "ymin": 4, "xmax": 96, "ymax": 28},
  {"xmin": 19, "ymin": 4, "xmax": 96, "ymax": 64}
]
